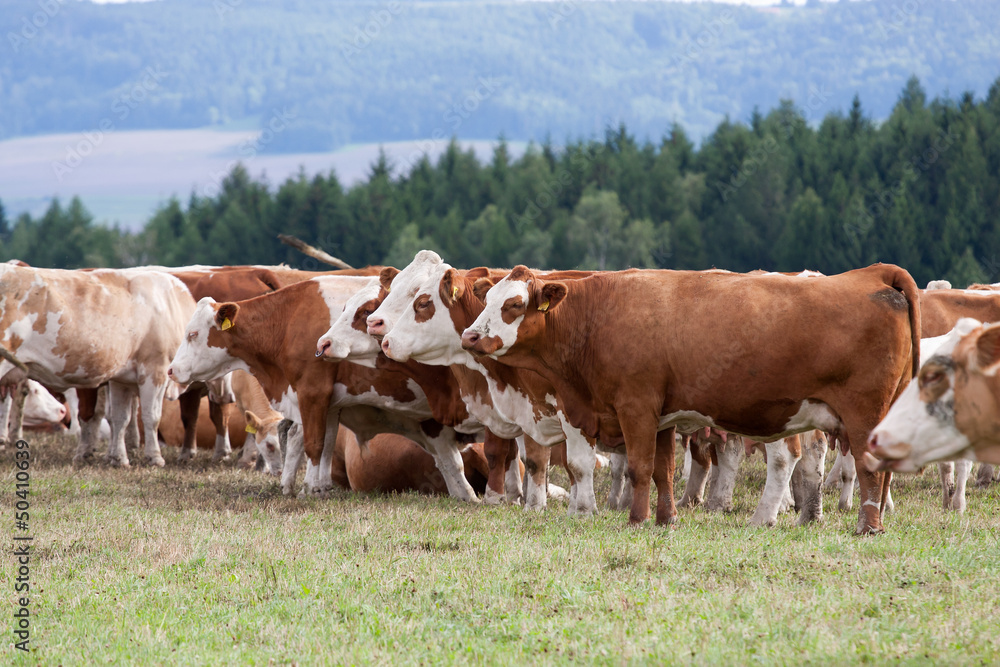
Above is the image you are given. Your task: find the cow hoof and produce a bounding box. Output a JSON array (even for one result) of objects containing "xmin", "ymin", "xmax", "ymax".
[
  {"xmin": 72, "ymin": 454, "xmax": 94, "ymax": 468},
  {"xmin": 107, "ymin": 457, "xmax": 130, "ymax": 469},
  {"xmin": 237, "ymin": 459, "xmax": 254, "ymax": 470},
  {"xmin": 855, "ymin": 525, "xmax": 885, "ymax": 536},
  {"xmin": 177, "ymin": 450, "xmax": 194, "ymax": 464},
  {"xmin": 703, "ymin": 500, "xmax": 732, "ymax": 512},
  {"xmin": 749, "ymin": 515, "xmax": 777, "ymax": 528},
  {"xmin": 282, "ymin": 484, "xmax": 295, "ymax": 496},
  {"xmin": 483, "ymin": 488, "xmax": 504, "ymax": 505},
  {"xmin": 212, "ymin": 454, "xmax": 232, "ymax": 464},
  {"xmin": 838, "ymin": 500, "xmax": 853, "ymax": 512},
  {"xmin": 144, "ymin": 455, "xmax": 166, "ymax": 468}
]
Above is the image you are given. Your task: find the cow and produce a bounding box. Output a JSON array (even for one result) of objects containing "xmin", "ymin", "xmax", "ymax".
[
  {"xmin": 0, "ymin": 264, "xmax": 196, "ymax": 467},
  {"xmin": 461, "ymin": 264, "xmax": 920, "ymax": 534},
  {"xmin": 332, "ymin": 427, "xmax": 491, "ymax": 496},
  {"xmin": 166, "ymin": 276, "xmax": 480, "ymax": 501},
  {"xmin": 868, "ymin": 318, "xmax": 1000, "ymax": 472},
  {"xmin": 351, "ymin": 251, "xmax": 600, "ymax": 515},
  {"xmin": 0, "ymin": 379, "xmax": 67, "ymax": 446}
]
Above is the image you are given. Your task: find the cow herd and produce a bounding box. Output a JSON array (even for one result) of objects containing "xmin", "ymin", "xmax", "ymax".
[{"xmin": 2, "ymin": 254, "xmax": 998, "ymax": 535}]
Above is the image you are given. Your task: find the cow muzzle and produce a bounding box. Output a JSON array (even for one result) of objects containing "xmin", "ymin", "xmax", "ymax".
[{"xmin": 461, "ymin": 331, "xmax": 502, "ymax": 356}]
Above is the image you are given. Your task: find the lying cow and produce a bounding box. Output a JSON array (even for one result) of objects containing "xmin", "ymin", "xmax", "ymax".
[
  {"xmin": 868, "ymin": 318, "xmax": 1000, "ymax": 471},
  {"xmin": 0, "ymin": 379, "xmax": 67, "ymax": 447},
  {"xmin": 462, "ymin": 264, "xmax": 919, "ymax": 534}
]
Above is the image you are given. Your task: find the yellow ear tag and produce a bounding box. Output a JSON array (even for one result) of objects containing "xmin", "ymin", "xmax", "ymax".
[
  {"xmin": 539, "ymin": 301, "xmax": 550, "ymax": 312},
  {"xmin": 245, "ymin": 424, "xmax": 257, "ymax": 435},
  {"xmin": 452, "ymin": 285, "xmax": 459, "ymax": 300},
  {"xmin": 221, "ymin": 318, "xmax": 233, "ymax": 331}
]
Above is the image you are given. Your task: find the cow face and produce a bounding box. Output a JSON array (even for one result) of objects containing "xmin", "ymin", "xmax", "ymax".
[
  {"xmin": 366, "ymin": 250, "xmax": 444, "ymax": 339},
  {"xmin": 461, "ymin": 266, "xmax": 567, "ymax": 358},
  {"xmin": 244, "ymin": 410, "xmax": 284, "ymax": 476},
  {"xmin": 316, "ymin": 282, "xmax": 383, "ymax": 367},
  {"xmin": 867, "ymin": 318, "xmax": 996, "ymax": 471},
  {"xmin": 22, "ymin": 380, "xmax": 67, "ymax": 426},
  {"xmin": 168, "ymin": 298, "xmax": 247, "ymax": 384}
]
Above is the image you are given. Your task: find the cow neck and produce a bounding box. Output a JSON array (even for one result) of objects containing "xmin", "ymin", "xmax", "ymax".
[{"xmin": 230, "ymin": 290, "xmax": 297, "ymax": 393}]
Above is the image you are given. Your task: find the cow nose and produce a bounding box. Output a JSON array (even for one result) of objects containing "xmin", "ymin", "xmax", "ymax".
[
  {"xmin": 58, "ymin": 405, "xmax": 67, "ymax": 419},
  {"xmin": 868, "ymin": 434, "xmax": 878, "ymax": 451},
  {"xmin": 461, "ymin": 330, "xmax": 481, "ymax": 349},
  {"xmin": 367, "ymin": 316, "xmax": 385, "ymax": 335},
  {"xmin": 381, "ymin": 338, "xmax": 391, "ymax": 355},
  {"xmin": 167, "ymin": 367, "xmax": 173, "ymax": 377},
  {"xmin": 316, "ymin": 339, "xmax": 331, "ymax": 358}
]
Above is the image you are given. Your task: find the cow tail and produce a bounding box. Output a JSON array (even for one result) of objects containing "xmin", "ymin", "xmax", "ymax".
[{"xmin": 884, "ymin": 264, "xmax": 921, "ymax": 377}]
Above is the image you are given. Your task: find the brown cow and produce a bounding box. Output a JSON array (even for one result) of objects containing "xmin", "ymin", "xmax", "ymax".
[
  {"xmin": 462, "ymin": 264, "xmax": 920, "ymax": 534},
  {"xmin": 167, "ymin": 276, "xmax": 480, "ymax": 501}
]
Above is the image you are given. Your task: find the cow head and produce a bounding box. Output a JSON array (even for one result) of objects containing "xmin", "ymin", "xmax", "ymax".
[
  {"xmin": 461, "ymin": 266, "xmax": 567, "ymax": 358},
  {"xmin": 168, "ymin": 297, "xmax": 249, "ymax": 384},
  {"xmin": 316, "ymin": 282, "xmax": 383, "ymax": 367},
  {"xmin": 366, "ymin": 250, "xmax": 444, "ymax": 339},
  {"xmin": 365, "ymin": 251, "xmax": 473, "ymax": 364},
  {"xmin": 867, "ymin": 318, "xmax": 1000, "ymax": 471},
  {"xmin": 22, "ymin": 380, "xmax": 67, "ymax": 427},
  {"xmin": 244, "ymin": 409, "xmax": 284, "ymax": 476}
]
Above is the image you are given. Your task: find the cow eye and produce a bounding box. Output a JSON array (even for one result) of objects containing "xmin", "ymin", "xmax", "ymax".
[
  {"xmin": 921, "ymin": 371, "xmax": 944, "ymax": 386},
  {"xmin": 187, "ymin": 331, "xmax": 198, "ymax": 341}
]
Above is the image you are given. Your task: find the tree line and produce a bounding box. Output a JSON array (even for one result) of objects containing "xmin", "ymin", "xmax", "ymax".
[{"xmin": 2, "ymin": 76, "xmax": 999, "ymax": 288}]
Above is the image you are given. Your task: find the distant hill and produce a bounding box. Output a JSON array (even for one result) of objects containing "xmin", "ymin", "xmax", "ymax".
[{"xmin": 1, "ymin": 0, "xmax": 998, "ymax": 149}]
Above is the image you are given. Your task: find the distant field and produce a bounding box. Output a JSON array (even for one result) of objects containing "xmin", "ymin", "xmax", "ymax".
[
  {"xmin": 0, "ymin": 129, "xmax": 524, "ymax": 230},
  {"xmin": 3, "ymin": 432, "xmax": 999, "ymax": 664}
]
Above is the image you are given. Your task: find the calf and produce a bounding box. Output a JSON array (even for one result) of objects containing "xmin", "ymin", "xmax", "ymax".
[
  {"xmin": 167, "ymin": 276, "xmax": 479, "ymax": 501},
  {"xmin": 462, "ymin": 264, "xmax": 920, "ymax": 534}
]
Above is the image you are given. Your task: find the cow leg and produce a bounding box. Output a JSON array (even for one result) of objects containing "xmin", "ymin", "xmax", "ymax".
[
  {"xmin": 621, "ymin": 416, "xmax": 658, "ymax": 525},
  {"xmin": 824, "ymin": 449, "xmax": 843, "ymax": 490},
  {"xmin": 521, "ymin": 435, "xmax": 550, "ymax": 511},
  {"xmin": 73, "ymin": 387, "xmax": 103, "ymax": 466},
  {"xmin": 281, "ymin": 423, "xmax": 304, "ymax": 496},
  {"xmin": 679, "ymin": 436, "xmax": 711, "ymax": 508},
  {"xmin": 652, "ymin": 427, "xmax": 678, "ymax": 526},
  {"xmin": 976, "ymin": 463, "xmax": 997, "ymax": 488},
  {"xmin": 7, "ymin": 381, "xmax": 29, "ymax": 445},
  {"xmin": 420, "ymin": 427, "xmax": 478, "ymax": 503},
  {"xmin": 301, "ymin": 411, "xmax": 339, "ymax": 496},
  {"xmin": 750, "ymin": 438, "xmax": 801, "ymax": 527},
  {"xmin": 852, "ymin": 450, "xmax": 889, "ymax": 535},
  {"xmin": 0, "ymin": 394, "xmax": 12, "ymax": 449},
  {"xmin": 125, "ymin": 396, "xmax": 140, "ymax": 455},
  {"xmin": 209, "ymin": 399, "xmax": 233, "ymax": 463},
  {"xmin": 562, "ymin": 425, "xmax": 597, "ymax": 516},
  {"xmin": 835, "ymin": 449, "xmax": 856, "ymax": 512},
  {"xmin": 176, "ymin": 390, "xmax": 201, "ymax": 463},
  {"xmin": 705, "ymin": 439, "xmax": 741, "ymax": 512},
  {"xmin": 949, "ymin": 459, "xmax": 972, "ymax": 513},
  {"xmin": 938, "ymin": 462, "xmax": 956, "ymax": 510},
  {"xmin": 606, "ymin": 449, "xmax": 630, "ymax": 510},
  {"xmin": 791, "ymin": 434, "xmax": 825, "ymax": 525},
  {"xmin": 681, "ymin": 447, "xmax": 692, "ymax": 483},
  {"xmin": 504, "ymin": 451, "xmax": 524, "ymax": 505},
  {"xmin": 106, "ymin": 383, "xmax": 136, "ymax": 467},
  {"xmin": 137, "ymin": 381, "xmax": 167, "ymax": 467},
  {"xmin": 483, "ymin": 430, "xmax": 515, "ymax": 505},
  {"xmin": 64, "ymin": 388, "xmax": 81, "ymax": 437}
]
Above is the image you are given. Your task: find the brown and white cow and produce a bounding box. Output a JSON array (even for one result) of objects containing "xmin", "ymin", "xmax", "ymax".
[
  {"xmin": 462, "ymin": 264, "xmax": 920, "ymax": 534},
  {"xmin": 0, "ymin": 264, "xmax": 196, "ymax": 466},
  {"xmin": 868, "ymin": 318, "xmax": 1000, "ymax": 472},
  {"xmin": 332, "ymin": 427, "xmax": 491, "ymax": 496},
  {"xmin": 351, "ymin": 251, "xmax": 601, "ymax": 515},
  {"xmin": 0, "ymin": 379, "xmax": 67, "ymax": 447},
  {"xmin": 167, "ymin": 276, "xmax": 479, "ymax": 501}
]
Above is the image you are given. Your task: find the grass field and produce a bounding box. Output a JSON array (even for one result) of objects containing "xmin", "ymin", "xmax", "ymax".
[{"xmin": 4, "ymin": 432, "xmax": 999, "ymax": 665}]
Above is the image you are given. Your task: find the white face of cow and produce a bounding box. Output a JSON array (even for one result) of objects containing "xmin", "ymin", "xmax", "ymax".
[
  {"xmin": 462, "ymin": 274, "xmax": 530, "ymax": 358},
  {"xmin": 867, "ymin": 318, "xmax": 980, "ymax": 472},
  {"xmin": 378, "ymin": 262, "xmax": 472, "ymax": 366},
  {"xmin": 168, "ymin": 297, "xmax": 247, "ymax": 384},
  {"xmin": 316, "ymin": 282, "xmax": 382, "ymax": 366},
  {"xmin": 23, "ymin": 380, "xmax": 67, "ymax": 426}
]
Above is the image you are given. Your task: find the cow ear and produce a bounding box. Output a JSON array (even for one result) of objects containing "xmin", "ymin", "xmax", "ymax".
[
  {"xmin": 439, "ymin": 268, "xmax": 464, "ymax": 306},
  {"xmin": 465, "ymin": 267, "xmax": 490, "ymax": 280},
  {"xmin": 216, "ymin": 303, "xmax": 239, "ymax": 331},
  {"xmin": 244, "ymin": 410, "xmax": 262, "ymax": 434},
  {"xmin": 537, "ymin": 282, "xmax": 568, "ymax": 313},
  {"xmin": 379, "ymin": 266, "xmax": 400, "ymax": 293},
  {"xmin": 975, "ymin": 324, "xmax": 1000, "ymax": 375},
  {"xmin": 472, "ymin": 277, "xmax": 494, "ymax": 303},
  {"xmin": 255, "ymin": 269, "xmax": 282, "ymax": 292}
]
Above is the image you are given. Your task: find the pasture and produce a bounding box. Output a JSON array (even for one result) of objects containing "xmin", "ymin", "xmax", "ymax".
[{"xmin": 4, "ymin": 432, "xmax": 999, "ymax": 665}]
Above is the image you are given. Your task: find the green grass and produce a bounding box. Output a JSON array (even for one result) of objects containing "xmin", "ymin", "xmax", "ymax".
[{"xmin": 3, "ymin": 433, "xmax": 999, "ymax": 665}]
